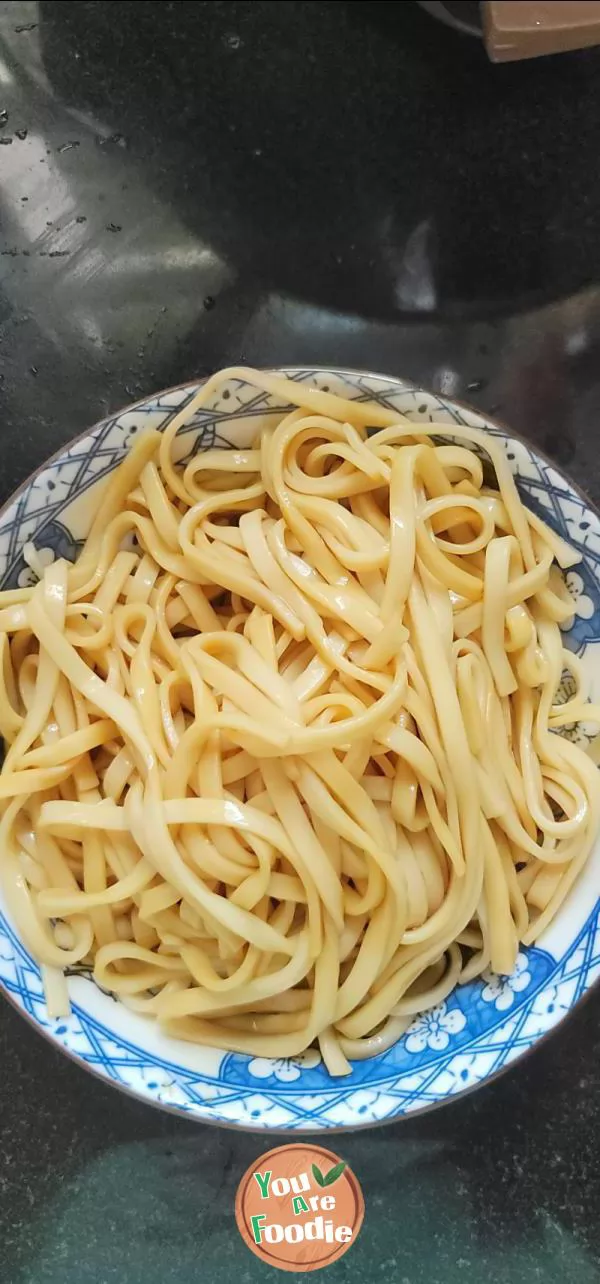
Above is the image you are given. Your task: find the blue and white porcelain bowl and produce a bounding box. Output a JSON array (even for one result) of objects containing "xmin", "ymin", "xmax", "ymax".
[{"xmin": 1, "ymin": 367, "xmax": 599, "ymax": 1131}]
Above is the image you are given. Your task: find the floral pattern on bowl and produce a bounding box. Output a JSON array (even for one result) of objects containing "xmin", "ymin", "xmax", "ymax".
[
  {"xmin": 481, "ymin": 954, "xmax": 532, "ymax": 1012},
  {"xmin": 404, "ymin": 1004, "xmax": 467, "ymax": 1055}
]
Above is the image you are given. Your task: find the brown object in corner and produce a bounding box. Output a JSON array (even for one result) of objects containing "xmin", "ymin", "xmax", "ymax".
[{"xmin": 483, "ymin": 1, "xmax": 600, "ymax": 62}]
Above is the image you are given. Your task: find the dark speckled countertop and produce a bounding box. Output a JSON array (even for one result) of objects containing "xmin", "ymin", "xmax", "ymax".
[{"xmin": 2, "ymin": 2, "xmax": 600, "ymax": 1281}]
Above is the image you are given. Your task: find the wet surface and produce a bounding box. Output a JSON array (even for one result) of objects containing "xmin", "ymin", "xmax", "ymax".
[{"xmin": 2, "ymin": 2, "xmax": 600, "ymax": 1281}]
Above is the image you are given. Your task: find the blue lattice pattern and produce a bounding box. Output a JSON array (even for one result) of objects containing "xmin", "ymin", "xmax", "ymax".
[{"xmin": 2, "ymin": 904, "xmax": 598, "ymax": 1129}]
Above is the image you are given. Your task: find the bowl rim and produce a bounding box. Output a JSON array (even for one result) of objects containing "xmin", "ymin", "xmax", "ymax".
[
  {"xmin": 1, "ymin": 364, "xmax": 599, "ymax": 1133},
  {"xmin": 0, "ymin": 364, "xmax": 597, "ymax": 550}
]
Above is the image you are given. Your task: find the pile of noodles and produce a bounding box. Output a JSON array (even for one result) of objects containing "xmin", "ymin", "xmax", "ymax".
[{"xmin": 0, "ymin": 367, "xmax": 597, "ymax": 1076}]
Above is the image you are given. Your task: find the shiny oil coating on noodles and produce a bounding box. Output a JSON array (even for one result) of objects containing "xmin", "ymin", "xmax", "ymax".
[{"xmin": 0, "ymin": 367, "xmax": 598, "ymax": 1077}]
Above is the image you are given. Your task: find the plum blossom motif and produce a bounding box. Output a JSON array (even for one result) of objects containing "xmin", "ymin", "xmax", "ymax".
[
  {"xmin": 248, "ymin": 1049, "xmax": 321, "ymax": 1082},
  {"xmin": 404, "ymin": 1002, "xmax": 466, "ymax": 1054},
  {"xmin": 481, "ymin": 953, "xmax": 531, "ymax": 1011},
  {"xmin": 559, "ymin": 720, "xmax": 597, "ymax": 748},
  {"xmin": 565, "ymin": 571, "xmax": 594, "ymax": 621}
]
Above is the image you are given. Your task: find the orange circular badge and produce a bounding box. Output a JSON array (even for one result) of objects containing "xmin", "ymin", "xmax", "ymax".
[{"xmin": 235, "ymin": 1143, "xmax": 364, "ymax": 1272}]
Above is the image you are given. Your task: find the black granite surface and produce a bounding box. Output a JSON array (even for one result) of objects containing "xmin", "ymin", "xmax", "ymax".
[{"xmin": 2, "ymin": 2, "xmax": 600, "ymax": 1281}]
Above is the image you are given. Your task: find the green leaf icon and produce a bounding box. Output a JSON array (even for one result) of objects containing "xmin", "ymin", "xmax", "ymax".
[
  {"xmin": 312, "ymin": 1163, "xmax": 325, "ymax": 1187},
  {"xmin": 323, "ymin": 1161, "xmax": 347, "ymax": 1186}
]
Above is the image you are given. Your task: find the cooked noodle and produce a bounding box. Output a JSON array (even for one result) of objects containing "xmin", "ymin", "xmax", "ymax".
[{"xmin": 0, "ymin": 367, "xmax": 598, "ymax": 1076}]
